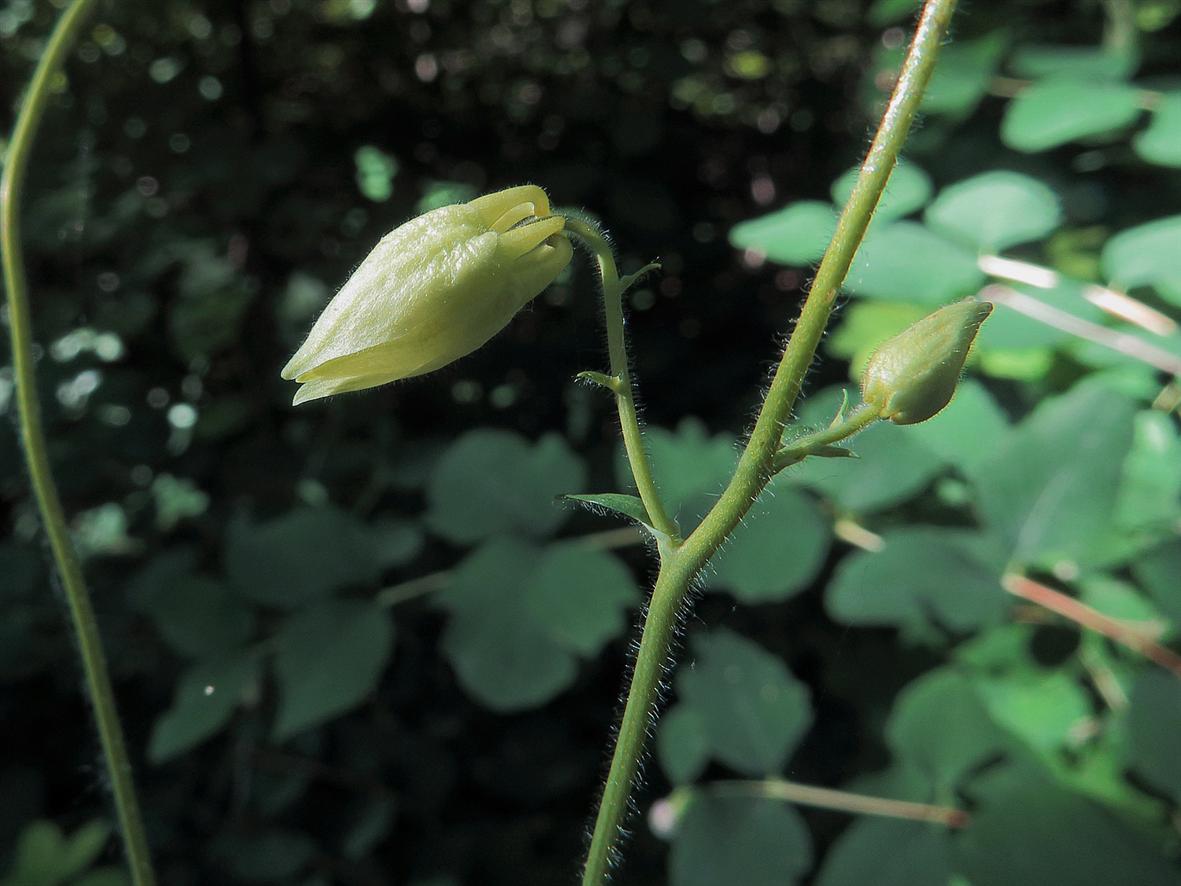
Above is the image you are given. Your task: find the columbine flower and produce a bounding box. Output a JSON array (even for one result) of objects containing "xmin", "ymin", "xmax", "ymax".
[
  {"xmin": 861, "ymin": 298, "xmax": 993, "ymax": 425},
  {"xmin": 282, "ymin": 184, "xmax": 572, "ymax": 405}
]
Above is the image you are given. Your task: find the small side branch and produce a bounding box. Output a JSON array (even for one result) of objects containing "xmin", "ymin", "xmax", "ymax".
[
  {"xmin": 705, "ymin": 778, "xmax": 969, "ymax": 828},
  {"xmin": 564, "ymin": 217, "xmax": 680, "ymax": 543}
]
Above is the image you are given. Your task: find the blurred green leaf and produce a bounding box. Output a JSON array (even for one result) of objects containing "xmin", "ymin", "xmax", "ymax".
[
  {"xmin": 1115, "ymin": 411, "xmax": 1181, "ymax": 535},
  {"xmin": 816, "ymin": 819, "xmax": 953, "ymax": 886},
  {"xmin": 886, "ymin": 669, "xmax": 1010, "ymax": 793},
  {"xmin": 954, "ymin": 765, "xmax": 1178, "ymax": 886},
  {"xmin": 658, "ymin": 705, "xmax": 711, "ymax": 785},
  {"xmin": 523, "ymin": 543, "xmax": 639, "ymax": 656},
  {"xmin": 924, "ymin": 171, "xmax": 1061, "ymax": 251},
  {"xmin": 827, "ymin": 528, "xmax": 1008, "ymax": 633},
  {"xmin": 921, "ymin": 32, "xmax": 1008, "ymax": 116},
  {"xmin": 1008, "ymin": 45, "xmax": 1139, "ymax": 80},
  {"xmin": 867, "ymin": 0, "xmax": 919, "ymax": 26},
  {"xmin": 1101, "ymin": 215, "xmax": 1181, "ymax": 298},
  {"xmin": 272, "ymin": 600, "xmax": 394, "ymax": 740},
  {"xmin": 975, "ymin": 384, "xmax": 1137, "ymax": 568},
  {"xmin": 225, "ymin": 507, "xmax": 381, "ymax": 608},
  {"xmin": 676, "ymin": 629, "xmax": 812, "ymax": 776},
  {"xmin": 149, "ymin": 653, "xmax": 261, "ymax": 763},
  {"xmin": 139, "ymin": 575, "xmax": 255, "ymax": 659},
  {"xmin": 728, "ymin": 201, "xmax": 837, "ymax": 265},
  {"xmin": 0, "ymin": 819, "xmax": 117, "ymax": 886},
  {"xmin": 1134, "ymin": 92, "xmax": 1181, "ymax": 167},
  {"xmin": 1126, "ymin": 671, "xmax": 1181, "ymax": 802},
  {"xmin": 426, "ymin": 430, "xmax": 585, "ymax": 543},
  {"xmin": 670, "ymin": 794, "xmax": 811, "ymax": 886},
  {"xmin": 1001, "ymin": 78, "xmax": 1142, "ymax": 152},
  {"xmin": 846, "ymin": 222, "xmax": 984, "ymax": 302},
  {"xmin": 440, "ymin": 538, "xmax": 635, "ymax": 711},
  {"xmin": 217, "ymin": 829, "xmax": 317, "ymax": 883},
  {"xmin": 706, "ymin": 485, "xmax": 830, "ymax": 603},
  {"xmin": 973, "ymin": 669, "xmax": 1091, "ymax": 753},
  {"xmin": 830, "ymin": 162, "xmax": 932, "ymax": 224},
  {"xmin": 900, "ymin": 380, "xmax": 1009, "ymax": 477},
  {"xmin": 1133, "ymin": 539, "xmax": 1181, "ymax": 627}
]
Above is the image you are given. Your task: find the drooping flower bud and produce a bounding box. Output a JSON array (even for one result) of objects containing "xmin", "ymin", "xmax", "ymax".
[
  {"xmin": 282, "ymin": 185, "xmax": 572, "ymax": 405},
  {"xmin": 861, "ymin": 298, "xmax": 993, "ymax": 425}
]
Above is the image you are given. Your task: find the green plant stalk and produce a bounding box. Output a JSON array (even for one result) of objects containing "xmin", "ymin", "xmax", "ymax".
[
  {"xmin": 1, "ymin": 2, "xmax": 158, "ymax": 883},
  {"xmin": 564, "ymin": 216, "xmax": 679, "ymax": 542},
  {"xmin": 581, "ymin": 0, "xmax": 958, "ymax": 881}
]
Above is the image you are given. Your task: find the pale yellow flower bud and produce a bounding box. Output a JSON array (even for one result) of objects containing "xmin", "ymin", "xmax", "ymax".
[{"xmin": 282, "ymin": 184, "xmax": 572, "ymax": 405}]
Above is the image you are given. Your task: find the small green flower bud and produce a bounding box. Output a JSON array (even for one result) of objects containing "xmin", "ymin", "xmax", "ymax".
[
  {"xmin": 282, "ymin": 184, "xmax": 572, "ymax": 405},
  {"xmin": 861, "ymin": 298, "xmax": 993, "ymax": 425}
]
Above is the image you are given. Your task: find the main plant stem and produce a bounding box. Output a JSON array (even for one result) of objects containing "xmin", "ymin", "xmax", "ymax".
[
  {"xmin": 1, "ymin": 2, "xmax": 157, "ymax": 883},
  {"xmin": 582, "ymin": 0, "xmax": 958, "ymax": 881}
]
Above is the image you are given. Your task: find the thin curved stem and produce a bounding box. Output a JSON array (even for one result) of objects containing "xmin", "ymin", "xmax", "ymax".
[
  {"xmin": 1, "ymin": 2, "xmax": 157, "ymax": 883},
  {"xmin": 706, "ymin": 777, "xmax": 969, "ymax": 828},
  {"xmin": 581, "ymin": 1, "xmax": 958, "ymax": 881},
  {"xmin": 564, "ymin": 217, "xmax": 680, "ymax": 543}
]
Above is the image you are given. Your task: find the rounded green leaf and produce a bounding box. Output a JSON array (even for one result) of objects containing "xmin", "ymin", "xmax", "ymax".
[
  {"xmin": 658, "ymin": 705, "xmax": 711, "ymax": 785},
  {"xmin": 439, "ymin": 539, "xmax": 580, "ymax": 711},
  {"xmin": 272, "ymin": 600, "xmax": 394, "ymax": 740},
  {"xmin": 1126, "ymin": 671, "xmax": 1181, "ymax": 802},
  {"xmin": 676, "ymin": 629, "xmax": 812, "ymax": 776},
  {"xmin": 954, "ymin": 768, "xmax": 1179, "ymax": 886},
  {"xmin": 139, "ymin": 575, "xmax": 255, "ymax": 659},
  {"xmin": 524, "ymin": 544, "xmax": 639, "ymax": 656},
  {"xmin": 1101, "ymin": 215, "xmax": 1181, "ymax": 296},
  {"xmin": 817, "ymin": 819, "xmax": 953, "ymax": 886},
  {"xmin": 830, "ymin": 162, "xmax": 932, "ymax": 224},
  {"xmin": 1008, "ymin": 45, "xmax": 1138, "ymax": 80},
  {"xmin": 1133, "ymin": 539, "xmax": 1181, "ymax": 628},
  {"xmin": 920, "ymin": 32, "xmax": 1008, "ymax": 116},
  {"xmin": 442, "ymin": 605, "xmax": 577, "ymax": 712},
  {"xmin": 846, "ymin": 222, "xmax": 984, "ymax": 302},
  {"xmin": 827, "ymin": 528, "xmax": 1008, "ymax": 633},
  {"xmin": 728, "ymin": 201, "xmax": 837, "ymax": 266},
  {"xmin": 225, "ymin": 507, "xmax": 380, "ymax": 608},
  {"xmin": 707, "ymin": 486, "xmax": 830, "ymax": 603},
  {"xmin": 924, "ymin": 171, "xmax": 1061, "ymax": 251},
  {"xmin": 886, "ymin": 669, "xmax": 1010, "ymax": 792},
  {"xmin": 150, "ymin": 653, "xmax": 261, "ymax": 763},
  {"xmin": 1001, "ymin": 78, "xmax": 1142, "ymax": 152},
  {"xmin": 670, "ymin": 794, "xmax": 811, "ymax": 886},
  {"xmin": 1134, "ymin": 92, "xmax": 1181, "ymax": 167},
  {"xmin": 975, "ymin": 383, "xmax": 1138, "ymax": 567},
  {"xmin": 426, "ymin": 430, "xmax": 585, "ymax": 543}
]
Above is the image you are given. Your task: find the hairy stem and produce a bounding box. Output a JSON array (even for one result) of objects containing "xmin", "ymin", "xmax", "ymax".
[
  {"xmin": 564, "ymin": 217, "xmax": 680, "ymax": 543},
  {"xmin": 1, "ymin": 2, "xmax": 157, "ymax": 883},
  {"xmin": 581, "ymin": 1, "xmax": 958, "ymax": 880}
]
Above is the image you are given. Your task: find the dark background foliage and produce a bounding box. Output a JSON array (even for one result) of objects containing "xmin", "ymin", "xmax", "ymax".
[{"xmin": 3, "ymin": 0, "xmax": 1181, "ymax": 884}]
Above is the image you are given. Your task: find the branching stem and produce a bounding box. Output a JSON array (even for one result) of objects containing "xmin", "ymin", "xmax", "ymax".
[
  {"xmin": 564, "ymin": 217, "xmax": 680, "ymax": 543},
  {"xmin": 581, "ymin": 0, "xmax": 959, "ymax": 881},
  {"xmin": 1, "ymin": 1, "xmax": 157, "ymax": 883}
]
